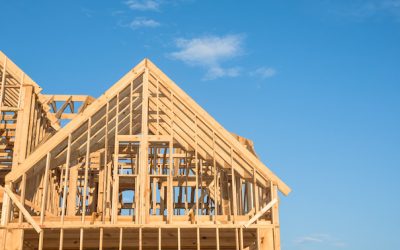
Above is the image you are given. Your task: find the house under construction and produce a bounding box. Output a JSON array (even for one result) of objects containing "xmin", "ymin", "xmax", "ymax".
[{"xmin": 0, "ymin": 51, "xmax": 291, "ymax": 250}]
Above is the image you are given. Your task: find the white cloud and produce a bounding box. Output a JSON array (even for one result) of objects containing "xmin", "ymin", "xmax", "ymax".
[
  {"xmin": 124, "ymin": 0, "xmax": 160, "ymax": 11},
  {"xmin": 331, "ymin": 0, "xmax": 400, "ymax": 20},
  {"xmin": 171, "ymin": 35, "xmax": 243, "ymax": 65},
  {"xmin": 294, "ymin": 234, "xmax": 347, "ymax": 248},
  {"xmin": 129, "ymin": 17, "xmax": 160, "ymax": 29},
  {"xmin": 123, "ymin": 0, "xmax": 192, "ymax": 12},
  {"xmin": 170, "ymin": 34, "xmax": 244, "ymax": 80},
  {"xmin": 205, "ymin": 66, "xmax": 241, "ymax": 80},
  {"xmin": 251, "ymin": 67, "xmax": 276, "ymax": 79},
  {"xmin": 294, "ymin": 236, "xmax": 324, "ymax": 244}
]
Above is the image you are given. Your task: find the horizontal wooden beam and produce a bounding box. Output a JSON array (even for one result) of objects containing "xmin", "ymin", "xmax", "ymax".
[
  {"xmin": 117, "ymin": 134, "xmax": 172, "ymax": 142},
  {"xmin": 42, "ymin": 95, "xmax": 93, "ymax": 102}
]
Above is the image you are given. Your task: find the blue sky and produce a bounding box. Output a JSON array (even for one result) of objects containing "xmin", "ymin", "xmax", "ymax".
[{"xmin": 1, "ymin": 1, "xmax": 400, "ymax": 249}]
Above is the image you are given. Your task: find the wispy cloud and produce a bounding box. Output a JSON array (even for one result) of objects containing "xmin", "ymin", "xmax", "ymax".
[
  {"xmin": 129, "ymin": 17, "xmax": 161, "ymax": 29},
  {"xmin": 169, "ymin": 34, "xmax": 244, "ymax": 80},
  {"xmin": 250, "ymin": 67, "xmax": 277, "ymax": 79},
  {"xmin": 330, "ymin": 0, "xmax": 400, "ymax": 21},
  {"xmin": 124, "ymin": 0, "xmax": 161, "ymax": 11},
  {"xmin": 294, "ymin": 233, "xmax": 347, "ymax": 248},
  {"xmin": 81, "ymin": 8, "xmax": 95, "ymax": 18},
  {"xmin": 205, "ymin": 66, "xmax": 241, "ymax": 80}
]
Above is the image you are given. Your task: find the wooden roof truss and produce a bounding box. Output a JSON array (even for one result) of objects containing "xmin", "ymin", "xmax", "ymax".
[{"xmin": 0, "ymin": 53, "xmax": 290, "ymax": 249}]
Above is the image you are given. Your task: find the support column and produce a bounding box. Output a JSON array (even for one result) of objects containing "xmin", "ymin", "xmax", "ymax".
[
  {"xmin": 66, "ymin": 162, "xmax": 79, "ymax": 216},
  {"xmin": 12, "ymin": 85, "xmax": 34, "ymax": 168},
  {"xmin": 259, "ymin": 228, "xmax": 274, "ymax": 250},
  {"xmin": 272, "ymin": 185, "xmax": 281, "ymax": 250},
  {"xmin": 138, "ymin": 67, "xmax": 149, "ymax": 224}
]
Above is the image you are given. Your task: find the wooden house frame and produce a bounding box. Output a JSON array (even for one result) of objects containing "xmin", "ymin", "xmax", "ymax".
[{"xmin": 0, "ymin": 51, "xmax": 291, "ymax": 249}]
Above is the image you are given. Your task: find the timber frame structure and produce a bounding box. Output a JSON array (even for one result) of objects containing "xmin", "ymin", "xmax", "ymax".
[{"xmin": 0, "ymin": 51, "xmax": 291, "ymax": 250}]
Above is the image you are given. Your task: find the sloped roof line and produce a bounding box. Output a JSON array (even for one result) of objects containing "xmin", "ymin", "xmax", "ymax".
[
  {"xmin": 6, "ymin": 58, "xmax": 291, "ymax": 195},
  {"xmin": 146, "ymin": 60, "xmax": 291, "ymax": 196},
  {"xmin": 5, "ymin": 59, "xmax": 147, "ymax": 182}
]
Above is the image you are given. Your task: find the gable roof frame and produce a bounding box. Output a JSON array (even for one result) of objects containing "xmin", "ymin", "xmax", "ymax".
[{"xmin": 5, "ymin": 58, "xmax": 291, "ymax": 195}]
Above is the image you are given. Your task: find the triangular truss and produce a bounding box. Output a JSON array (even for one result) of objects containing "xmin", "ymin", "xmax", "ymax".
[{"xmin": 0, "ymin": 56, "xmax": 290, "ymax": 250}]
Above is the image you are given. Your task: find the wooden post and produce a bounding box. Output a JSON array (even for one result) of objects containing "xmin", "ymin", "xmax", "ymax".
[
  {"xmin": 129, "ymin": 81, "xmax": 133, "ymax": 135},
  {"xmin": 102, "ymin": 102, "xmax": 109, "ymax": 223},
  {"xmin": 12, "ymin": 85, "xmax": 34, "ymax": 168},
  {"xmin": 18, "ymin": 174, "xmax": 26, "ymax": 223},
  {"xmin": 40, "ymin": 152, "xmax": 51, "ymax": 224},
  {"xmin": 235, "ymin": 228, "xmax": 239, "ymax": 250},
  {"xmin": 167, "ymin": 139, "xmax": 173, "ymax": 223},
  {"xmin": 194, "ymin": 116, "xmax": 199, "ymax": 223},
  {"xmin": 212, "ymin": 132, "xmax": 218, "ymax": 222},
  {"xmin": 196, "ymin": 227, "xmax": 200, "ymax": 250},
  {"xmin": 80, "ymin": 228, "xmax": 84, "ymax": 250},
  {"xmin": 99, "ymin": 228, "xmax": 104, "ymax": 250},
  {"xmin": 239, "ymin": 227, "xmax": 244, "ymax": 250},
  {"xmin": 0, "ymin": 55, "xmax": 7, "ymax": 107},
  {"xmin": 67, "ymin": 162, "xmax": 78, "ymax": 216},
  {"xmin": 230, "ymin": 148, "xmax": 237, "ymax": 222},
  {"xmin": 38, "ymin": 152, "xmax": 51, "ymax": 250},
  {"xmin": 18, "ymin": 174, "xmax": 26, "ymax": 250},
  {"xmin": 112, "ymin": 95, "xmax": 120, "ymax": 224},
  {"xmin": 119, "ymin": 228, "xmax": 123, "ymax": 250},
  {"xmin": 259, "ymin": 228, "xmax": 274, "ymax": 250},
  {"xmin": 17, "ymin": 72, "xmax": 24, "ymax": 109},
  {"xmin": 216, "ymin": 227, "xmax": 220, "ymax": 250},
  {"xmin": 61, "ymin": 135, "xmax": 71, "ymax": 223},
  {"xmin": 158, "ymin": 227, "xmax": 161, "ymax": 250},
  {"xmin": 272, "ymin": 185, "xmax": 281, "ymax": 250},
  {"xmin": 59, "ymin": 135, "xmax": 71, "ymax": 250},
  {"xmin": 253, "ymin": 168, "xmax": 259, "ymax": 215},
  {"xmin": 140, "ymin": 67, "xmax": 149, "ymax": 224},
  {"xmin": 177, "ymin": 227, "xmax": 181, "ymax": 250},
  {"xmin": 82, "ymin": 118, "xmax": 91, "ymax": 222},
  {"xmin": 139, "ymin": 227, "xmax": 143, "ymax": 250}
]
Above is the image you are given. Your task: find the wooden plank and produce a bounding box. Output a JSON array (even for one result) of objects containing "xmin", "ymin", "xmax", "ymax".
[
  {"xmin": 1, "ymin": 186, "xmax": 42, "ymax": 233},
  {"xmin": 18, "ymin": 174, "xmax": 26, "ymax": 224},
  {"xmin": 243, "ymin": 198, "xmax": 277, "ymax": 228},
  {"xmin": 59, "ymin": 229, "xmax": 64, "ymax": 250},
  {"xmin": 119, "ymin": 228, "xmax": 123, "ymax": 250},
  {"xmin": 0, "ymin": 55, "xmax": 7, "ymax": 106},
  {"xmin": 177, "ymin": 227, "xmax": 181, "ymax": 250},
  {"xmin": 61, "ymin": 134, "xmax": 71, "ymax": 224},
  {"xmin": 42, "ymin": 94, "xmax": 92, "ymax": 102},
  {"xmin": 140, "ymin": 68, "xmax": 149, "ymax": 224},
  {"xmin": 196, "ymin": 227, "xmax": 200, "ymax": 250},
  {"xmin": 216, "ymin": 227, "xmax": 220, "ymax": 250},
  {"xmin": 139, "ymin": 227, "xmax": 142, "ymax": 250},
  {"xmin": 112, "ymin": 94, "xmax": 120, "ymax": 224},
  {"xmin": 12, "ymin": 85, "xmax": 34, "ymax": 167},
  {"xmin": 230, "ymin": 148, "xmax": 237, "ymax": 223},
  {"xmin": 40, "ymin": 152, "xmax": 51, "ymax": 224},
  {"xmin": 80, "ymin": 228, "xmax": 84, "ymax": 250},
  {"xmin": 158, "ymin": 227, "xmax": 161, "ymax": 250},
  {"xmin": 272, "ymin": 185, "xmax": 280, "ymax": 250},
  {"xmin": 82, "ymin": 118, "xmax": 92, "ymax": 223}
]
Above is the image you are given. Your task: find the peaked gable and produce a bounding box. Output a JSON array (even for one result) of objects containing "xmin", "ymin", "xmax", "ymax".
[{"xmin": 6, "ymin": 59, "xmax": 290, "ymax": 195}]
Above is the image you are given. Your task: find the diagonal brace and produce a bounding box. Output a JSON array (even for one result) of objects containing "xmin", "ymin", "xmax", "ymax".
[
  {"xmin": 243, "ymin": 198, "xmax": 278, "ymax": 228},
  {"xmin": 1, "ymin": 186, "xmax": 42, "ymax": 233}
]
